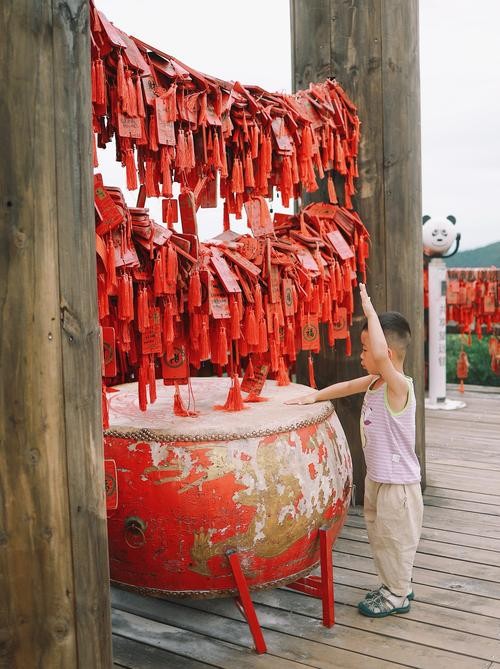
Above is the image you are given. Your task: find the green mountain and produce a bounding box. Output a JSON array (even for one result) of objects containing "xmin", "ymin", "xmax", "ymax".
[{"xmin": 444, "ymin": 241, "xmax": 500, "ymax": 268}]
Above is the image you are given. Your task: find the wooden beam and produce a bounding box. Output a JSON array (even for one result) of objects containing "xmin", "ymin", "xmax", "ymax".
[
  {"xmin": 291, "ymin": 0, "xmax": 425, "ymax": 498},
  {"xmin": 0, "ymin": 2, "xmax": 112, "ymax": 666}
]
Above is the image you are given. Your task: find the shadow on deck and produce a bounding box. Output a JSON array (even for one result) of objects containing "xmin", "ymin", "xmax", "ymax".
[{"xmin": 112, "ymin": 387, "xmax": 500, "ymax": 669}]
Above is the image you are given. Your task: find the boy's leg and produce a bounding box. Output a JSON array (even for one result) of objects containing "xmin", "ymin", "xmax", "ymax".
[
  {"xmin": 373, "ymin": 483, "xmax": 423, "ymax": 597},
  {"xmin": 363, "ymin": 477, "xmax": 385, "ymax": 589}
]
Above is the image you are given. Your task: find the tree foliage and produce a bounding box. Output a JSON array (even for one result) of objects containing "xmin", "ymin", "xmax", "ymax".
[{"xmin": 446, "ymin": 334, "xmax": 500, "ymax": 387}]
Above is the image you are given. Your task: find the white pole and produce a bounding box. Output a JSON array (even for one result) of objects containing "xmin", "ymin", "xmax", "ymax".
[
  {"xmin": 426, "ymin": 257, "xmax": 465, "ymax": 410},
  {"xmin": 428, "ymin": 257, "xmax": 447, "ymax": 404}
]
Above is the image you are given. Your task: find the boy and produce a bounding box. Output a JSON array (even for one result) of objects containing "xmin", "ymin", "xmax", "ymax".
[{"xmin": 286, "ymin": 283, "xmax": 423, "ymax": 617}]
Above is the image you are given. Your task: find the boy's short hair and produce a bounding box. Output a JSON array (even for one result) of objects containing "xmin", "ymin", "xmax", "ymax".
[{"xmin": 362, "ymin": 311, "xmax": 411, "ymax": 355}]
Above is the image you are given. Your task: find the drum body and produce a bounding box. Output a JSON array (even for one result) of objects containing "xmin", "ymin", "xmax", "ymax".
[{"xmin": 105, "ymin": 379, "xmax": 352, "ymax": 597}]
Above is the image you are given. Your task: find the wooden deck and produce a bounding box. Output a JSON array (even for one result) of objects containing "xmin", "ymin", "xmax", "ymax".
[{"xmin": 111, "ymin": 387, "xmax": 500, "ymax": 669}]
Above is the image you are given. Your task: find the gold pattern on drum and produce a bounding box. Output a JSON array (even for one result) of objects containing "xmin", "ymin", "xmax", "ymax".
[{"xmin": 141, "ymin": 420, "xmax": 350, "ymax": 576}]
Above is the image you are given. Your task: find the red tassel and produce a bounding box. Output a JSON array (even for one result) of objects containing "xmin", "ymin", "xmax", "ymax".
[
  {"xmin": 327, "ymin": 174, "xmax": 338, "ymax": 204},
  {"xmin": 176, "ymin": 129, "xmax": 188, "ymax": 170},
  {"xmin": 136, "ymin": 76, "xmax": 145, "ymax": 117},
  {"xmin": 116, "ymin": 52, "xmax": 128, "ymax": 111},
  {"xmin": 199, "ymin": 315, "xmax": 210, "ymax": 360},
  {"xmin": 244, "ymin": 150, "xmax": 255, "ymax": 188},
  {"xmin": 149, "ymin": 357, "xmax": 157, "ymax": 403},
  {"xmin": 286, "ymin": 320, "xmax": 296, "ymax": 361},
  {"xmin": 217, "ymin": 322, "xmax": 228, "ymax": 366},
  {"xmin": 145, "ymin": 159, "xmax": 157, "ymax": 197},
  {"xmin": 97, "ymin": 275, "xmax": 109, "ymax": 319},
  {"xmin": 160, "ymin": 147, "xmax": 173, "ymax": 198},
  {"xmin": 186, "ymin": 130, "xmax": 196, "ymax": 170},
  {"xmin": 137, "ymin": 287, "xmax": 150, "ymax": 332},
  {"xmin": 246, "ymin": 355, "xmax": 255, "ymax": 379},
  {"xmin": 308, "ymin": 352, "xmax": 317, "ymax": 389},
  {"xmin": 277, "ymin": 356, "xmax": 290, "ymax": 386},
  {"xmin": 153, "ymin": 250, "xmax": 165, "ymax": 296},
  {"xmin": 138, "ymin": 360, "xmax": 148, "ymax": 411},
  {"xmin": 230, "ymin": 295, "xmax": 241, "ymax": 340},
  {"xmin": 163, "ymin": 301, "xmax": 174, "ymax": 347},
  {"xmin": 212, "ymin": 130, "xmax": 223, "ymax": 171},
  {"xmin": 228, "ymin": 374, "xmax": 245, "ymax": 411},
  {"xmin": 258, "ymin": 318, "xmax": 268, "ymax": 353},
  {"xmin": 231, "ymin": 158, "xmax": 244, "ymax": 194},
  {"xmin": 95, "ymin": 58, "xmax": 106, "ymax": 106},
  {"xmin": 255, "ymin": 284, "xmax": 263, "ymax": 321},
  {"xmin": 301, "ymin": 125, "xmax": 313, "ymax": 158},
  {"xmin": 188, "ymin": 270, "xmax": 202, "ymax": 310},
  {"xmin": 219, "ymin": 132, "xmax": 228, "ymax": 178},
  {"xmin": 166, "ymin": 244, "xmax": 178, "ymax": 283},
  {"xmin": 106, "ymin": 236, "xmax": 116, "ymax": 290},
  {"xmin": 280, "ymin": 156, "xmax": 293, "ymax": 207},
  {"xmin": 124, "ymin": 147, "xmax": 138, "ymax": 190},
  {"xmin": 117, "ymin": 274, "xmax": 127, "ymax": 320},
  {"xmin": 126, "ymin": 274, "xmax": 134, "ymax": 321},
  {"xmin": 215, "ymin": 374, "xmax": 245, "ymax": 412},
  {"xmin": 244, "ymin": 308, "xmax": 259, "ymax": 346},
  {"xmin": 269, "ymin": 337, "xmax": 279, "ymax": 372},
  {"xmin": 173, "ymin": 382, "xmax": 198, "ymax": 416},
  {"xmin": 102, "ymin": 384, "xmax": 109, "ymax": 430},
  {"xmin": 126, "ymin": 71, "xmax": 137, "ymax": 117}
]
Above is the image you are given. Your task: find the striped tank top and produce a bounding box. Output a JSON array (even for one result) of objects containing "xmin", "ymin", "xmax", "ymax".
[{"xmin": 360, "ymin": 376, "xmax": 421, "ymax": 484}]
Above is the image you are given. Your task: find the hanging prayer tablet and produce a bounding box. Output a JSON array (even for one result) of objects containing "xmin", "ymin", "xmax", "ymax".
[
  {"xmin": 241, "ymin": 361, "xmax": 269, "ymax": 394},
  {"xmin": 327, "ymin": 230, "xmax": 355, "ymax": 260},
  {"xmin": 333, "ymin": 307, "xmax": 348, "ymax": 339},
  {"xmin": 210, "ymin": 248, "xmax": 241, "ymax": 293},
  {"xmin": 161, "ymin": 341, "xmax": 189, "ymax": 384},
  {"xmin": 117, "ymin": 113, "xmax": 142, "ymax": 139},
  {"xmin": 141, "ymin": 307, "xmax": 163, "ymax": 354},
  {"xmin": 301, "ymin": 315, "xmax": 320, "ymax": 350}
]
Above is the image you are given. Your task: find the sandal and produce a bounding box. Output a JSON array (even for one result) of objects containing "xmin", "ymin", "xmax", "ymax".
[
  {"xmin": 358, "ymin": 590, "xmax": 410, "ymax": 618},
  {"xmin": 364, "ymin": 585, "xmax": 414, "ymax": 601}
]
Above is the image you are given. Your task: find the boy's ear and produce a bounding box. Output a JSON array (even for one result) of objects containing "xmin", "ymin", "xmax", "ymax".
[{"xmin": 387, "ymin": 347, "xmax": 394, "ymax": 361}]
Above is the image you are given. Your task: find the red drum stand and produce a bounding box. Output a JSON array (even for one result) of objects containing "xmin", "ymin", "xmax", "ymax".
[{"xmin": 227, "ymin": 525, "xmax": 335, "ymax": 654}]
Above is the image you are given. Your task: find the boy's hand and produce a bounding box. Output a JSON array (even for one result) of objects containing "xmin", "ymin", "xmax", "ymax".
[
  {"xmin": 284, "ymin": 394, "xmax": 316, "ymax": 405},
  {"xmin": 359, "ymin": 283, "xmax": 376, "ymax": 317}
]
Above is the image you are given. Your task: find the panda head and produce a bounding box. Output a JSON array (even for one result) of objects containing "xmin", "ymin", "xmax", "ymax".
[{"xmin": 422, "ymin": 215, "xmax": 458, "ymax": 256}]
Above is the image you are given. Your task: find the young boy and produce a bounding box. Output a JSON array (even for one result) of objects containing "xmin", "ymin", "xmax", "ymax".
[{"xmin": 286, "ymin": 283, "xmax": 423, "ymax": 618}]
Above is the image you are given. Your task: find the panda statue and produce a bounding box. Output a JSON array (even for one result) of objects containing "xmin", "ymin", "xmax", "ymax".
[{"xmin": 422, "ymin": 214, "xmax": 461, "ymax": 258}]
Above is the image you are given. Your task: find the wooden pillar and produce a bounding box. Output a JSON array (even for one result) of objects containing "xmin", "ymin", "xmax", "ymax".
[
  {"xmin": 0, "ymin": 2, "xmax": 112, "ymax": 666},
  {"xmin": 291, "ymin": 0, "xmax": 425, "ymax": 500}
]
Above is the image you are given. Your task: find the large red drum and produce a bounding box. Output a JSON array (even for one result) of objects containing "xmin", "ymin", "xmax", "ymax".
[{"xmin": 104, "ymin": 378, "xmax": 352, "ymax": 597}]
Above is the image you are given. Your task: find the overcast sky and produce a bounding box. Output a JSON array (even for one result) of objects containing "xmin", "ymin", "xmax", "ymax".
[{"xmin": 96, "ymin": 0, "xmax": 500, "ymax": 251}]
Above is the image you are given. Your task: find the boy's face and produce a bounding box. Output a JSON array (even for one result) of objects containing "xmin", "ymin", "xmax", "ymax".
[
  {"xmin": 360, "ymin": 330, "xmax": 376, "ymax": 374},
  {"xmin": 361, "ymin": 329, "xmax": 396, "ymax": 374}
]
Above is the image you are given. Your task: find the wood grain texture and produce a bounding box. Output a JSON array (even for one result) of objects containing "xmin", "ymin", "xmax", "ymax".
[
  {"xmin": 0, "ymin": 1, "xmax": 111, "ymax": 666},
  {"xmin": 291, "ymin": 0, "xmax": 425, "ymax": 499}
]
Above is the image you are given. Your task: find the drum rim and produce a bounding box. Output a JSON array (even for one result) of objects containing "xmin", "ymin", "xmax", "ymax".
[
  {"xmin": 111, "ymin": 560, "xmax": 321, "ymax": 599},
  {"xmin": 104, "ymin": 402, "xmax": 334, "ymax": 442}
]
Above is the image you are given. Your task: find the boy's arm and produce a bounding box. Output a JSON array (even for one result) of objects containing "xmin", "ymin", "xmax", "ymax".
[
  {"xmin": 284, "ymin": 375, "xmax": 375, "ymax": 405},
  {"xmin": 359, "ymin": 283, "xmax": 409, "ymax": 402}
]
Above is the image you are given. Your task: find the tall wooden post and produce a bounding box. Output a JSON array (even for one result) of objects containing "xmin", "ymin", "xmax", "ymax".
[
  {"xmin": 291, "ymin": 0, "xmax": 425, "ymax": 500},
  {"xmin": 0, "ymin": 2, "xmax": 112, "ymax": 666}
]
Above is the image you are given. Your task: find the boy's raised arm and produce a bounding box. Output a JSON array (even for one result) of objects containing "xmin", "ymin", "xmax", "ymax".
[{"xmin": 359, "ymin": 283, "xmax": 408, "ymax": 400}]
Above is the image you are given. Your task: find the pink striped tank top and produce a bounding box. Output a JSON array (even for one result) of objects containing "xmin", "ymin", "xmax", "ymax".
[{"xmin": 360, "ymin": 376, "xmax": 421, "ymax": 484}]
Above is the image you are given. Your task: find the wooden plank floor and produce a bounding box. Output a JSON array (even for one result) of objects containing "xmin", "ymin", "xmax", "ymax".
[{"xmin": 112, "ymin": 387, "xmax": 500, "ymax": 669}]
